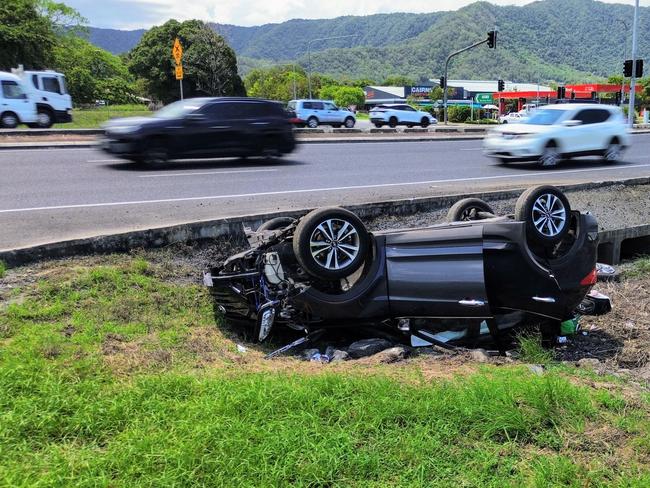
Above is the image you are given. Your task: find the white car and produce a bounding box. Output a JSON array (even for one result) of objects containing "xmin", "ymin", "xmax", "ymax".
[
  {"xmin": 484, "ymin": 104, "xmax": 629, "ymax": 167},
  {"xmin": 499, "ymin": 111, "xmax": 527, "ymax": 124},
  {"xmin": 369, "ymin": 104, "xmax": 437, "ymax": 128}
]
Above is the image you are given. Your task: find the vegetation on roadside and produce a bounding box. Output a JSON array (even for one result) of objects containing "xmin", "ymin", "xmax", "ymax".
[
  {"xmin": 0, "ymin": 260, "xmax": 5, "ymax": 278},
  {"xmin": 623, "ymin": 255, "xmax": 650, "ymax": 279},
  {"xmin": 517, "ymin": 332, "xmax": 555, "ymax": 364},
  {"xmin": 53, "ymin": 104, "xmax": 151, "ymax": 128},
  {"xmin": 1, "ymin": 255, "xmax": 650, "ymax": 485}
]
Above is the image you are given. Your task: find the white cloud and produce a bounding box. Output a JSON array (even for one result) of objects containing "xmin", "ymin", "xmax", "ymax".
[{"xmin": 66, "ymin": 0, "xmax": 649, "ymax": 29}]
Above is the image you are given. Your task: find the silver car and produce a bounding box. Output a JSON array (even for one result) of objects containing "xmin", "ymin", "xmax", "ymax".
[
  {"xmin": 369, "ymin": 104, "xmax": 437, "ymax": 128},
  {"xmin": 288, "ymin": 99, "xmax": 356, "ymax": 128}
]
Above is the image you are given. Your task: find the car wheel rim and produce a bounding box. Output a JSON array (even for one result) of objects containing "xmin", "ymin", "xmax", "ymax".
[
  {"xmin": 309, "ymin": 218, "xmax": 360, "ymax": 271},
  {"xmin": 308, "ymin": 119, "xmax": 317, "ymax": 128},
  {"xmin": 37, "ymin": 113, "xmax": 51, "ymax": 126},
  {"xmin": 605, "ymin": 144, "xmax": 620, "ymax": 161},
  {"xmin": 532, "ymin": 193, "xmax": 566, "ymax": 237},
  {"xmin": 3, "ymin": 115, "xmax": 17, "ymax": 127},
  {"xmin": 541, "ymin": 147, "xmax": 559, "ymax": 167},
  {"xmin": 460, "ymin": 207, "xmax": 481, "ymax": 221},
  {"xmin": 345, "ymin": 119, "xmax": 354, "ymax": 128}
]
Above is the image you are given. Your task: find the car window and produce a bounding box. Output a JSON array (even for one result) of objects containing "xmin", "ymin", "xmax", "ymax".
[
  {"xmin": 1, "ymin": 81, "xmax": 27, "ymax": 100},
  {"xmin": 312, "ymin": 102, "xmax": 324, "ymax": 110},
  {"xmin": 524, "ymin": 109, "xmax": 565, "ymax": 125},
  {"xmin": 287, "ymin": 101, "xmax": 296, "ymax": 110},
  {"xmin": 154, "ymin": 100, "xmax": 202, "ymax": 119},
  {"xmin": 31, "ymin": 75, "xmax": 39, "ymax": 89},
  {"xmin": 573, "ymin": 109, "xmax": 612, "ymax": 125},
  {"xmin": 403, "ymin": 106, "xmax": 416, "ymax": 112},
  {"xmin": 324, "ymin": 102, "xmax": 337, "ymax": 111},
  {"xmin": 42, "ymin": 76, "xmax": 62, "ymax": 95}
]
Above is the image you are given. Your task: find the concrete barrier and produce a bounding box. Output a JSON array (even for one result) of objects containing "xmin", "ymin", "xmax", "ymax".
[
  {"xmin": 332, "ymin": 128, "xmax": 363, "ymax": 134},
  {"xmin": 370, "ymin": 128, "xmax": 398, "ymax": 134},
  {"xmin": 2, "ymin": 177, "xmax": 649, "ymax": 268}
]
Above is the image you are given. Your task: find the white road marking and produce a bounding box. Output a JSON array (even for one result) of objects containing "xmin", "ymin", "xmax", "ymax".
[
  {"xmin": 1, "ymin": 163, "xmax": 649, "ymax": 214},
  {"xmin": 0, "ymin": 148, "xmax": 95, "ymax": 154},
  {"xmin": 87, "ymin": 159, "xmax": 123, "ymax": 163},
  {"xmin": 138, "ymin": 169, "xmax": 278, "ymax": 178}
]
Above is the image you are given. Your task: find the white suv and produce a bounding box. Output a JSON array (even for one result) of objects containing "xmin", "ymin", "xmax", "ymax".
[
  {"xmin": 370, "ymin": 104, "xmax": 437, "ymax": 128},
  {"xmin": 288, "ymin": 99, "xmax": 356, "ymax": 129},
  {"xmin": 483, "ymin": 104, "xmax": 629, "ymax": 167}
]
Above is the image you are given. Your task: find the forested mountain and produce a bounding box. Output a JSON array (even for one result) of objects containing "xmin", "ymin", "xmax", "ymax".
[{"xmin": 88, "ymin": 0, "xmax": 649, "ymax": 83}]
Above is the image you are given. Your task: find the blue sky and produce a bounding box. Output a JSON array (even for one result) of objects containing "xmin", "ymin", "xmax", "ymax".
[{"xmin": 64, "ymin": 0, "xmax": 647, "ymax": 29}]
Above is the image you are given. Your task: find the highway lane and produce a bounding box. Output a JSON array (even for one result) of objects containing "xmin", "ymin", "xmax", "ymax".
[{"xmin": 1, "ymin": 134, "xmax": 650, "ymax": 249}]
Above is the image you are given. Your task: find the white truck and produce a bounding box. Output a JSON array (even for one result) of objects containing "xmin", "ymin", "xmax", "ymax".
[
  {"xmin": 0, "ymin": 71, "xmax": 38, "ymax": 128},
  {"xmin": 11, "ymin": 66, "xmax": 73, "ymax": 128}
]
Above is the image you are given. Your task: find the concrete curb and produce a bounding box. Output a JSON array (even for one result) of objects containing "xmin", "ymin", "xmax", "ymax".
[{"xmin": 2, "ymin": 176, "xmax": 649, "ymax": 268}]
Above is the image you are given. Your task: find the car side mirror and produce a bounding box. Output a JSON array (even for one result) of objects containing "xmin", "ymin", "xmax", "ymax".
[
  {"xmin": 562, "ymin": 119, "xmax": 582, "ymax": 127},
  {"xmin": 185, "ymin": 113, "xmax": 207, "ymax": 124}
]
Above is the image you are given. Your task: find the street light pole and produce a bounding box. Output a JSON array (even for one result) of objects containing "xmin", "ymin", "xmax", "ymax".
[
  {"xmin": 307, "ymin": 34, "xmax": 357, "ymax": 99},
  {"xmin": 620, "ymin": 19, "xmax": 629, "ymax": 107},
  {"xmin": 628, "ymin": 0, "xmax": 639, "ymax": 127}
]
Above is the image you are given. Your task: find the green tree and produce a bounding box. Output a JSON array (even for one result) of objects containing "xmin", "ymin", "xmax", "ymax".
[
  {"xmin": 382, "ymin": 75, "xmax": 415, "ymax": 86},
  {"xmin": 0, "ymin": 0, "xmax": 56, "ymax": 69},
  {"xmin": 128, "ymin": 20, "xmax": 244, "ymax": 103},
  {"xmin": 319, "ymin": 85, "xmax": 365, "ymax": 108}
]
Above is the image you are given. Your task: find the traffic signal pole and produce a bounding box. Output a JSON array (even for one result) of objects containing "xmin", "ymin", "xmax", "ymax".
[
  {"xmin": 443, "ymin": 32, "xmax": 496, "ymax": 125},
  {"xmin": 628, "ymin": 0, "xmax": 639, "ymax": 127}
]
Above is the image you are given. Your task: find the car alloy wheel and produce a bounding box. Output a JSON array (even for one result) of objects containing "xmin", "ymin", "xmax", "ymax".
[
  {"xmin": 539, "ymin": 144, "xmax": 560, "ymax": 167},
  {"xmin": 1, "ymin": 113, "xmax": 18, "ymax": 128},
  {"xmin": 37, "ymin": 110, "xmax": 52, "ymax": 128},
  {"xmin": 344, "ymin": 117, "xmax": 355, "ymax": 128},
  {"xmin": 388, "ymin": 117, "xmax": 398, "ymax": 128},
  {"xmin": 307, "ymin": 117, "xmax": 318, "ymax": 129},
  {"xmin": 309, "ymin": 218, "xmax": 360, "ymax": 271},
  {"xmin": 531, "ymin": 192, "xmax": 567, "ymax": 238},
  {"xmin": 604, "ymin": 142, "xmax": 621, "ymax": 163}
]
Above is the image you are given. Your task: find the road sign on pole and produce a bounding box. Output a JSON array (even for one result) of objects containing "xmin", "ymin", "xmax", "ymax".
[
  {"xmin": 475, "ymin": 93, "xmax": 494, "ymax": 104},
  {"xmin": 172, "ymin": 38, "xmax": 183, "ymax": 65},
  {"xmin": 175, "ymin": 65, "xmax": 183, "ymax": 80}
]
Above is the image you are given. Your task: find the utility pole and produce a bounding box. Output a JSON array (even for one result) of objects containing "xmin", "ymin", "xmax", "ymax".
[
  {"xmin": 443, "ymin": 31, "xmax": 497, "ymax": 125},
  {"xmin": 628, "ymin": 0, "xmax": 639, "ymax": 127},
  {"xmin": 620, "ymin": 19, "xmax": 629, "ymax": 107},
  {"xmin": 307, "ymin": 34, "xmax": 356, "ymax": 99}
]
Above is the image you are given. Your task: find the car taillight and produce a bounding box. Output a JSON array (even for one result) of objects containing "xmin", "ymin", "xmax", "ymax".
[{"xmin": 580, "ymin": 268, "xmax": 597, "ymax": 286}]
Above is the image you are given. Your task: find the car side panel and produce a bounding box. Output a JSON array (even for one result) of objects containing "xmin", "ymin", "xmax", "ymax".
[{"xmin": 385, "ymin": 225, "xmax": 491, "ymax": 318}]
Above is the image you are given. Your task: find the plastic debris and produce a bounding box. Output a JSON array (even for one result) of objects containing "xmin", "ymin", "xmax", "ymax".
[{"xmin": 236, "ymin": 344, "xmax": 248, "ymax": 353}]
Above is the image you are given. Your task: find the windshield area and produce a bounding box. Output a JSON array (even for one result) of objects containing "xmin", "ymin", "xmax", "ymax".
[
  {"xmin": 154, "ymin": 100, "xmax": 202, "ymax": 119},
  {"xmin": 525, "ymin": 109, "xmax": 566, "ymax": 126}
]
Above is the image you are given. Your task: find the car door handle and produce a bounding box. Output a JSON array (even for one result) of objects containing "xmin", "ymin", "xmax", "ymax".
[
  {"xmin": 458, "ymin": 299, "xmax": 486, "ymax": 307},
  {"xmin": 532, "ymin": 296, "xmax": 556, "ymax": 303}
]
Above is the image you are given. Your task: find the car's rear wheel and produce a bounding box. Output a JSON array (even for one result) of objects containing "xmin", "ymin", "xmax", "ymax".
[
  {"xmin": 388, "ymin": 117, "xmax": 398, "ymax": 128},
  {"xmin": 603, "ymin": 139, "xmax": 622, "ymax": 164},
  {"xmin": 257, "ymin": 217, "xmax": 296, "ymax": 232},
  {"xmin": 307, "ymin": 117, "xmax": 319, "ymax": 129},
  {"xmin": 447, "ymin": 198, "xmax": 495, "ymax": 222},
  {"xmin": 538, "ymin": 142, "xmax": 560, "ymax": 168},
  {"xmin": 344, "ymin": 117, "xmax": 355, "ymax": 128},
  {"xmin": 421, "ymin": 117, "xmax": 430, "ymax": 128},
  {"xmin": 374, "ymin": 123, "xmax": 383, "ymax": 128},
  {"xmin": 293, "ymin": 207, "xmax": 369, "ymax": 280},
  {"xmin": 515, "ymin": 185, "xmax": 571, "ymax": 246},
  {"xmin": 1, "ymin": 112, "xmax": 19, "ymax": 129}
]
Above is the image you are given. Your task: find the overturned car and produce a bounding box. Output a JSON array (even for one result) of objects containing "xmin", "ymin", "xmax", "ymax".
[{"xmin": 204, "ymin": 186, "xmax": 611, "ymax": 351}]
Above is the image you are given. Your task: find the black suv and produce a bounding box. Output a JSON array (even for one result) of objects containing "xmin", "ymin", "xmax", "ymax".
[{"xmin": 101, "ymin": 97, "xmax": 296, "ymax": 166}]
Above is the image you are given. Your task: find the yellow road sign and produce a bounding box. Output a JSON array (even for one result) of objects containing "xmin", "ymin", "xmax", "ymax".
[
  {"xmin": 172, "ymin": 38, "xmax": 183, "ymax": 65},
  {"xmin": 175, "ymin": 65, "xmax": 183, "ymax": 80}
]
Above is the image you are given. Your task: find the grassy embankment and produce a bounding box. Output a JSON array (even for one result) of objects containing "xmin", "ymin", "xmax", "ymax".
[
  {"xmin": 53, "ymin": 104, "xmax": 151, "ymax": 129},
  {"xmin": 1, "ymin": 254, "xmax": 649, "ymax": 486}
]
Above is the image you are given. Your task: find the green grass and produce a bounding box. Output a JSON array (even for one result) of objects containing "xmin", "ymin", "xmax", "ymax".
[
  {"xmin": 518, "ymin": 332, "xmax": 555, "ymax": 365},
  {"xmin": 0, "ymin": 260, "xmax": 5, "ymax": 278},
  {"xmin": 54, "ymin": 104, "xmax": 151, "ymax": 129},
  {"xmin": 1, "ymin": 256, "xmax": 649, "ymax": 486},
  {"xmin": 623, "ymin": 255, "xmax": 650, "ymax": 279}
]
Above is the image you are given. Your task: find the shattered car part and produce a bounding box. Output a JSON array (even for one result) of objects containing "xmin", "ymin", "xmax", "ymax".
[{"xmin": 205, "ymin": 186, "xmax": 610, "ymax": 348}]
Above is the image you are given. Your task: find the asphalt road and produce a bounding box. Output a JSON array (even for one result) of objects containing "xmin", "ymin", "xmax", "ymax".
[{"xmin": 1, "ymin": 134, "xmax": 650, "ymax": 250}]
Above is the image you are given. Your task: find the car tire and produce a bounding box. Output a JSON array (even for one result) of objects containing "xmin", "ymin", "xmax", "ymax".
[
  {"xmin": 447, "ymin": 198, "xmax": 495, "ymax": 222},
  {"xmin": 388, "ymin": 117, "xmax": 398, "ymax": 128},
  {"xmin": 515, "ymin": 185, "xmax": 571, "ymax": 246},
  {"xmin": 258, "ymin": 217, "xmax": 296, "ymax": 232},
  {"xmin": 141, "ymin": 138, "xmax": 169, "ymax": 167},
  {"xmin": 374, "ymin": 123, "xmax": 383, "ymax": 128},
  {"xmin": 497, "ymin": 158, "xmax": 510, "ymax": 165},
  {"xmin": 1, "ymin": 112, "xmax": 19, "ymax": 129},
  {"xmin": 293, "ymin": 207, "xmax": 369, "ymax": 280},
  {"xmin": 421, "ymin": 117, "xmax": 430, "ymax": 128},
  {"xmin": 36, "ymin": 107, "xmax": 53, "ymax": 128},
  {"xmin": 603, "ymin": 138, "xmax": 622, "ymax": 164},
  {"xmin": 344, "ymin": 117, "xmax": 355, "ymax": 128},
  {"xmin": 538, "ymin": 142, "xmax": 561, "ymax": 168},
  {"xmin": 307, "ymin": 117, "xmax": 319, "ymax": 129},
  {"xmin": 501, "ymin": 120, "xmax": 508, "ymax": 124}
]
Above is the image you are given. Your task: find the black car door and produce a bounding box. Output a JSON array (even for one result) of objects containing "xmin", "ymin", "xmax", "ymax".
[{"xmin": 181, "ymin": 102, "xmax": 240, "ymax": 157}]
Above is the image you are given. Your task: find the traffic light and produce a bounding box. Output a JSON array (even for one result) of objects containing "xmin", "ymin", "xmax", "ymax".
[
  {"xmin": 624, "ymin": 59, "xmax": 633, "ymax": 77},
  {"xmin": 557, "ymin": 86, "xmax": 566, "ymax": 99},
  {"xmin": 636, "ymin": 59, "xmax": 644, "ymax": 78},
  {"xmin": 497, "ymin": 79, "xmax": 505, "ymax": 92},
  {"xmin": 487, "ymin": 30, "xmax": 497, "ymax": 49},
  {"xmin": 439, "ymin": 76, "xmax": 446, "ymax": 89}
]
